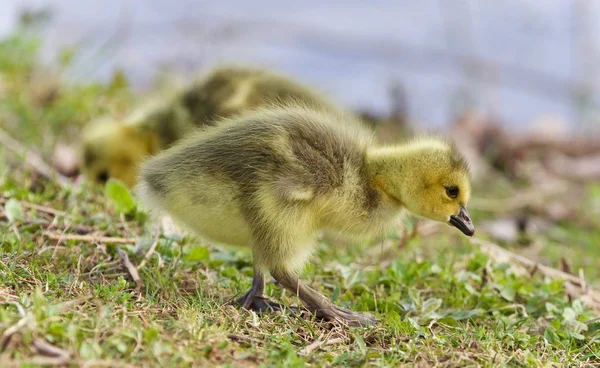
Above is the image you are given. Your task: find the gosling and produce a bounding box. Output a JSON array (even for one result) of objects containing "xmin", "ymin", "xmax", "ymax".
[
  {"xmin": 80, "ymin": 66, "xmax": 335, "ymax": 187},
  {"xmin": 137, "ymin": 104, "xmax": 475, "ymax": 327}
]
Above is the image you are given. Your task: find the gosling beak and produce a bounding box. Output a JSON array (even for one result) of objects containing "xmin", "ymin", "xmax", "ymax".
[{"xmin": 449, "ymin": 206, "xmax": 475, "ymax": 237}]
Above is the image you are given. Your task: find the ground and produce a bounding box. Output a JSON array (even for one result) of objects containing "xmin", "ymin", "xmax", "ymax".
[{"xmin": 0, "ymin": 23, "xmax": 599, "ymax": 367}]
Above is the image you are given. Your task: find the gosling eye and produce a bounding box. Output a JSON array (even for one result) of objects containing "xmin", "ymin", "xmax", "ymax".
[
  {"xmin": 445, "ymin": 186, "xmax": 459, "ymax": 199},
  {"xmin": 97, "ymin": 170, "xmax": 109, "ymax": 183}
]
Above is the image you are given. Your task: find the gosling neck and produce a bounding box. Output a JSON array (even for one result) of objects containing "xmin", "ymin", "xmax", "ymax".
[{"xmin": 365, "ymin": 146, "xmax": 412, "ymax": 206}]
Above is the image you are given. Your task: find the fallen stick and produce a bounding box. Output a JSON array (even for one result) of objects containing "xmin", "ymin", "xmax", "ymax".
[
  {"xmin": 299, "ymin": 337, "xmax": 346, "ymax": 356},
  {"xmin": 33, "ymin": 338, "xmax": 71, "ymax": 359},
  {"xmin": 471, "ymin": 238, "xmax": 600, "ymax": 312},
  {"xmin": 44, "ymin": 232, "xmax": 139, "ymax": 244},
  {"xmin": 472, "ymin": 238, "xmax": 586, "ymax": 286},
  {"xmin": 117, "ymin": 248, "xmax": 142, "ymax": 289}
]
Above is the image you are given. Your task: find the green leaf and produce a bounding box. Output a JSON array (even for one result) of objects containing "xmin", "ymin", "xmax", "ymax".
[
  {"xmin": 105, "ymin": 179, "xmax": 135, "ymax": 214},
  {"xmin": 569, "ymin": 332, "xmax": 585, "ymax": 341},
  {"xmin": 355, "ymin": 335, "xmax": 367, "ymax": 354},
  {"xmin": 565, "ymin": 319, "xmax": 588, "ymax": 334},
  {"xmin": 385, "ymin": 310, "xmax": 409, "ymax": 334},
  {"xmin": 500, "ymin": 286, "xmax": 516, "ymax": 301},
  {"xmin": 331, "ymin": 286, "xmax": 340, "ymax": 303},
  {"xmin": 220, "ymin": 267, "xmax": 239, "ymax": 278},
  {"xmin": 544, "ymin": 328, "xmax": 559, "ymax": 345},
  {"xmin": 445, "ymin": 308, "xmax": 482, "ymax": 321},
  {"xmin": 562, "ymin": 307, "xmax": 577, "ymax": 321},
  {"xmin": 421, "ymin": 298, "xmax": 442, "ymax": 316},
  {"xmin": 587, "ymin": 321, "xmax": 600, "ymax": 334},
  {"xmin": 5, "ymin": 198, "xmax": 23, "ymax": 223},
  {"xmin": 464, "ymin": 283, "xmax": 479, "ymax": 296},
  {"xmin": 545, "ymin": 302, "xmax": 558, "ymax": 314},
  {"xmin": 185, "ymin": 246, "xmax": 210, "ymax": 262}
]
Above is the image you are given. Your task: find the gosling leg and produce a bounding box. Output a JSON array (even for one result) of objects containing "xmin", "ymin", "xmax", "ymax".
[
  {"xmin": 270, "ymin": 269, "xmax": 378, "ymax": 327},
  {"xmin": 232, "ymin": 266, "xmax": 286, "ymax": 313}
]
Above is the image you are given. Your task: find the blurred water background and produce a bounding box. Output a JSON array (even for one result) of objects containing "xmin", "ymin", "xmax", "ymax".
[{"xmin": 1, "ymin": 0, "xmax": 600, "ymax": 131}]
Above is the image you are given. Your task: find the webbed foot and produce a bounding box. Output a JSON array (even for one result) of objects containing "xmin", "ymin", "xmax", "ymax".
[
  {"xmin": 270, "ymin": 269, "xmax": 378, "ymax": 328},
  {"xmin": 229, "ymin": 268, "xmax": 297, "ymax": 314},
  {"xmin": 233, "ymin": 291, "xmax": 286, "ymax": 313},
  {"xmin": 316, "ymin": 305, "xmax": 378, "ymax": 327}
]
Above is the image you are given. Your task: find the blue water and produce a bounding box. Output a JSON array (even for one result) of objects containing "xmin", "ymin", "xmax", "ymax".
[{"xmin": 2, "ymin": 0, "xmax": 599, "ymax": 130}]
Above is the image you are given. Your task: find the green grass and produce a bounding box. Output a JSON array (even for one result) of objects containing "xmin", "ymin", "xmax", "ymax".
[{"xmin": 1, "ymin": 22, "xmax": 599, "ymax": 367}]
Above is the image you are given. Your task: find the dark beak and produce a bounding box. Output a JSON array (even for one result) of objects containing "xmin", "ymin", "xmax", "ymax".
[{"xmin": 449, "ymin": 206, "xmax": 475, "ymax": 236}]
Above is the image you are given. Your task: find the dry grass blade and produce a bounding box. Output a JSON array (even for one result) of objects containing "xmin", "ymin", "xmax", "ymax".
[{"xmin": 136, "ymin": 227, "xmax": 160, "ymax": 271}]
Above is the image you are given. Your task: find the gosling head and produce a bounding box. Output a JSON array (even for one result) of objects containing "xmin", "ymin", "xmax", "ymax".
[
  {"xmin": 370, "ymin": 137, "xmax": 475, "ymax": 236},
  {"xmin": 79, "ymin": 117, "xmax": 159, "ymax": 187}
]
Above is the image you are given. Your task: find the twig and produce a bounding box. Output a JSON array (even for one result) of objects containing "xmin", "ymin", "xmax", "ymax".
[
  {"xmin": 299, "ymin": 337, "xmax": 346, "ymax": 356},
  {"xmin": 33, "ymin": 338, "xmax": 71, "ymax": 359},
  {"xmin": 473, "ymin": 238, "xmax": 586, "ymax": 286},
  {"xmin": 57, "ymin": 297, "xmax": 90, "ymax": 313},
  {"xmin": 44, "ymin": 232, "xmax": 139, "ymax": 244},
  {"xmin": 472, "ymin": 238, "xmax": 600, "ymax": 311},
  {"xmin": 117, "ymin": 248, "xmax": 142, "ymax": 289},
  {"xmin": 0, "ymin": 128, "xmax": 71, "ymax": 187},
  {"xmin": 299, "ymin": 339, "xmax": 325, "ymax": 356}
]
